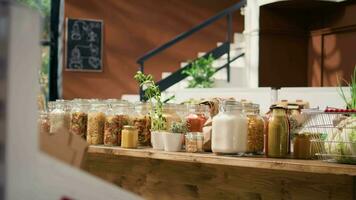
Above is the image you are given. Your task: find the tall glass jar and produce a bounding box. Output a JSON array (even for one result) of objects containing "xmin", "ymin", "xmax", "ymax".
[
  {"xmin": 131, "ymin": 102, "xmax": 151, "ymax": 146},
  {"xmin": 104, "ymin": 103, "xmax": 130, "ymax": 146},
  {"xmin": 186, "ymin": 104, "xmax": 209, "ymax": 133},
  {"xmin": 244, "ymin": 103, "xmax": 265, "ymax": 154},
  {"xmin": 87, "ymin": 103, "xmax": 106, "ymax": 145},
  {"xmin": 38, "ymin": 111, "xmax": 50, "ymax": 135},
  {"xmin": 49, "ymin": 100, "xmax": 70, "ymax": 134},
  {"xmin": 163, "ymin": 103, "xmax": 181, "ymax": 130},
  {"xmin": 212, "ymin": 101, "xmax": 248, "ymax": 154},
  {"xmin": 70, "ymin": 100, "xmax": 89, "ymax": 138},
  {"xmin": 267, "ymin": 105, "xmax": 289, "ymax": 158}
]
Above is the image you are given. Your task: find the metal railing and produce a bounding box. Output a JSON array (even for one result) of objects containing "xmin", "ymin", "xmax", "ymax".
[{"xmin": 137, "ymin": 0, "xmax": 246, "ymax": 100}]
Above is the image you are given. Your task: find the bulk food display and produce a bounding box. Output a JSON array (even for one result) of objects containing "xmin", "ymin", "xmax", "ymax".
[
  {"xmin": 132, "ymin": 102, "xmax": 151, "ymax": 146},
  {"xmin": 243, "ymin": 103, "xmax": 265, "ymax": 154}
]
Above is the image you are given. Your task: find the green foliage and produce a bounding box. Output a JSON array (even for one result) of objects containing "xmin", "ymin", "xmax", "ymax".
[
  {"xmin": 182, "ymin": 54, "xmax": 216, "ymax": 88},
  {"xmin": 134, "ymin": 71, "xmax": 166, "ymax": 131},
  {"xmin": 338, "ymin": 66, "xmax": 356, "ymax": 109},
  {"xmin": 170, "ymin": 121, "xmax": 188, "ymax": 134}
]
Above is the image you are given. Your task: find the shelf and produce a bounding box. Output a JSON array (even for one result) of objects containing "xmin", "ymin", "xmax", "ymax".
[{"xmin": 87, "ymin": 145, "xmax": 356, "ymax": 176}]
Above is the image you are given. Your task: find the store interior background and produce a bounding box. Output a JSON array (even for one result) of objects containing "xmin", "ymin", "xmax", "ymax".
[{"xmin": 62, "ymin": 0, "xmax": 356, "ymax": 99}]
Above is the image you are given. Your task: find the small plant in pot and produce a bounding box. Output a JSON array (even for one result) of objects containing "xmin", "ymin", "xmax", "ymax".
[
  {"xmin": 134, "ymin": 71, "xmax": 167, "ymax": 150},
  {"xmin": 163, "ymin": 121, "xmax": 188, "ymax": 152}
]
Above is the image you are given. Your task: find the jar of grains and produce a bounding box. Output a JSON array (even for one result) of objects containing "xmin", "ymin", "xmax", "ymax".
[
  {"xmin": 243, "ymin": 103, "xmax": 265, "ymax": 154},
  {"xmin": 185, "ymin": 132, "xmax": 204, "ymax": 153},
  {"xmin": 131, "ymin": 102, "xmax": 151, "ymax": 146},
  {"xmin": 70, "ymin": 99, "xmax": 89, "ymax": 139},
  {"xmin": 212, "ymin": 101, "xmax": 248, "ymax": 154},
  {"xmin": 49, "ymin": 100, "xmax": 70, "ymax": 134},
  {"xmin": 87, "ymin": 102, "xmax": 106, "ymax": 145},
  {"xmin": 104, "ymin": 102, "xmax": 130, "ymax": 146}
]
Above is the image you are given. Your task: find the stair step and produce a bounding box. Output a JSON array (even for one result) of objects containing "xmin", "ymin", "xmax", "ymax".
[
  {"xmin": 161, "ymin": 72, "xmax": 172, "ymax": 79},
  {"xmin": 216, "ymin": 42, "xmax": 245, "ymax": 50},
  {"xmin": 234, "ymin": 33, "xmax": 244, "ymax": 43}
]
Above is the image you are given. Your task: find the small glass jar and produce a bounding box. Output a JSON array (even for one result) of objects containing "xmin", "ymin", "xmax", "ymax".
[
  {"xmin": 87, "ymin": 103, "xmax": 106, "ymax": 145},
  {"xmin": 163, "ymin": 103, "xmax": 181, "ymax": 130},
  {"xmin": 243, "ymin": 103, "xmax": 265, "ymax": 154},
  {"xmin": 131, "ymin": 102, "xmax": 151, "ymax": 146},
  {"xmin": 38, "ymin": 111, "xmax": 50, "ymax": 135},
  {"xmin": 212, "ymin": 101, "xmax": 248, "ymax": 154},
  {"xmin": 70, "ymin": 99, "xmax": 89, "ymax": 138},
  {"xmin": 121, "ymin": 125, "xmax": 138, "ymax": 148},
  {"xmin": 266, "ymin": 105, "xmax": 290, "ymax": 158},
  {"xmin": 186, "ymin": 104, "xmax": 209, "ymax": 133},
  {"xmin": 293, "ymin": 133, "xmax": 311, "ymax": 159},
  {"xmin": 49, "ymin": 100, "xmax": 70, "ymax": 134},
  {"xmin": 104, "ymin": 103, "xmax": 130, "ymax": 146},
  {"xmin": 185, "ymin": 132, "xmax": 204, "ymax": 153}
]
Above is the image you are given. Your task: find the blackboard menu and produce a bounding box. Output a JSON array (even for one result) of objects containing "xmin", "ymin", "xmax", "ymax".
[{"xmin": 65, "ymin": 18, "xmax": 103, "ymax": 72}]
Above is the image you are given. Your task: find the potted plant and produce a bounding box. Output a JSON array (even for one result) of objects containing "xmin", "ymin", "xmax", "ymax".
[
  {"xmin": 182, "ymin": 54, "xmax": 216, "ymax": 88},
  {"xmin": 163, "ymin": 121, "xmax": 188, "ymax": 152},
  {"xmin": 134, "ymin": 71, "xmax": 167, "ymax": 150}
]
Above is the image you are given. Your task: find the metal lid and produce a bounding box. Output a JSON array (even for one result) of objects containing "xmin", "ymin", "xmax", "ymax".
[{"xmin": 123, "ymin": 125, "xmax": 137, "ymax": 130}]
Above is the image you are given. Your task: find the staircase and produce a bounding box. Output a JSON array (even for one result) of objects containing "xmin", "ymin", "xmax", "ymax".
[
  {"xmin": 133, "ymin": 0, "xmax": 247, "ymax": 101},
  {"xmin": 161, "ymin": 32, "xmax": 246, "ymax": 92}
]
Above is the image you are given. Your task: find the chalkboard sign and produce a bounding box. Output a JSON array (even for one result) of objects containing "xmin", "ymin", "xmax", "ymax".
[{"xmin": 65, "ymin": 18, "xmax": 103, "ymax": 72}]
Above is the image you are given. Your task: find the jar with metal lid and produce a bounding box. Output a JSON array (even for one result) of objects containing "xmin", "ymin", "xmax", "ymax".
[
  {"xmin": 121, "ymin": 125, "xmax": 138, "ymax": 148},
  {"xmin": 266, "ymin": 105, "xmax": 290, "ymax": 158},
  {"xmin": 38, "ymin": 111, "xmax": 50, "ymax": 135},
  {"xmin": 212, "ymin": 101, "xmax": 248, "ymax": 154},
  {"xmin": 185, "ymin": 132, "xmax": 204, "ymax": 153},
  {"xmin": 131, "ymin": 102, "xmax": 151, "ymax": 146},
  {"xmin": 87, "ymin": 103, "xmax": 106, "ymax": 145},
  {"xmin": 186, "ymin": 104, "xmax": 209, "ymax": 133},
  {"xmin": 243, "ymin": 103, "xmax": 265, "ymax": 154},
  {"xmin": 70, "ymin": 100, "xmax": 89, "ymax": 138},
  {"xmin": 163, "ymin": 103, "xmax": 181, "ymax": 130},
  {"xmin": 104, "ymin": 103, "xmax": 130, "ymax": 146},
  {"xmin": 49, "ymin": 100, "xmax": 70, "ymax": 134}
]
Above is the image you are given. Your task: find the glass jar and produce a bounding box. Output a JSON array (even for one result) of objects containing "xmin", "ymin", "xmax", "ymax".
[
  {"xmin": 163, "ymin": 103, "xmax": 181, "ymax": 131},
  {"xmin": 244, "ymin": 103, "xmax": 265, "ymax": 154},
  {"xmin": 87, "ymin": 103, "xmax": 106, "ymax": 145},
  {"xmin": 121, "ymin": 125, "xmax": 138, "ymax": 148},
  {"xmin": 185, "ymin": 132, "xmax": 204, "ymax": 153},
  {"xmin": 212, "ymin": 101, "xmax": 248, "ymax": 154},
  {"xmin": 293, "ymin": 133, "xmax": 311, "ymax": 159},
  {"xmin": 104, "ymin": 103, "xmax": 130, "ymax": 146},
  {"xmin": 70, "ymin": 100, "xmax": 89, "ymax": 138},
  {"xmin": 267, "ymin": 105, "xmax": 290, "ymax": 158},
  {"xmin": 38, "ymin": 111, "xmax": 50, "ymax": 135},
  {"xmin": 186, "ymin": 104, "xmax": 209, "ymax": 133},
  {"xmin": 131, "ymin": 102, "xmax": 151, "ymax": 146},
  {"xmin": 49, "ymin": 100, "xmax": 70, "ymax": 134}
]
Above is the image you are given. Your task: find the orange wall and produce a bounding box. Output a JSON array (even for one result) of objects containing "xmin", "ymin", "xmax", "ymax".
[{"xmin": 63, "ymin": 0, "xmax": 244, "ymax": 99}]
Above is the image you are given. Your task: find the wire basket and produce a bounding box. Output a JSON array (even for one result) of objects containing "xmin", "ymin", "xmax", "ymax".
[{"xmin": 299, "ymin": 108, "xmax": 356, "ymax": 164}]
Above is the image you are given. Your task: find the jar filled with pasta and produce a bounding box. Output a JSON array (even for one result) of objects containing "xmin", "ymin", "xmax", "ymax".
[
  {"xmin": 186, "ymin": 104, "xmax": 209, "ymax": 133},
  {"xmin": 49, "ymin": 100, "xmax": 70, "ymax": 134},
  {"xmin": 243, "ymin": 103, "xmax": 265, "ymax": 154},
  {"xmin": 131, "ymin": 102, "xmax": 151, "ymax": 146},
  {"xmin": 87, "ymin": 102, "xmax": 106, "ymax": 145},
  {"xmin": 70, "ymin": 99, "xmax": 89, "ymax": 139},
  {"xmin": 104, "ymin": 102, "xmax": 130, "ymax": 146}
]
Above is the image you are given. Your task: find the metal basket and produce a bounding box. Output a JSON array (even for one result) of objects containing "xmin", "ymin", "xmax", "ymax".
[{"xmin": 299, "ymin": 108, "xmax": 356, "ymax": 164}]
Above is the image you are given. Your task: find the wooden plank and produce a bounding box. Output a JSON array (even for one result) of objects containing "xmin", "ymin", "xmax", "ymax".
[
  {"xmin": 83, "ymin": 152, "xmax": 354, "ymax": 200},
  {"xmin": 88, "ymin": 146, "xmax": 356, "ymax": 176}
]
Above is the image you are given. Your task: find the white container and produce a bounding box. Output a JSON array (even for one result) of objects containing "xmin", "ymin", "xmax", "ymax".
[
  {"xmin": 151, "ymin": 131, "xmax": 165, "ymax": 150},
  {"xmin": 163, "ymin": 133, "xmax": 183, "ymax": 152},
  {"xmin": 212, "ymin": 101, "xmax": 248, "ymax": 154}
]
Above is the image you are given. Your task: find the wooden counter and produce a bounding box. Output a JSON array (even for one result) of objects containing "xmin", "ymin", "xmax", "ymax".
[{"xmin": 83, "ymin": 146, "xmax": 356, "ymax": 200}]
